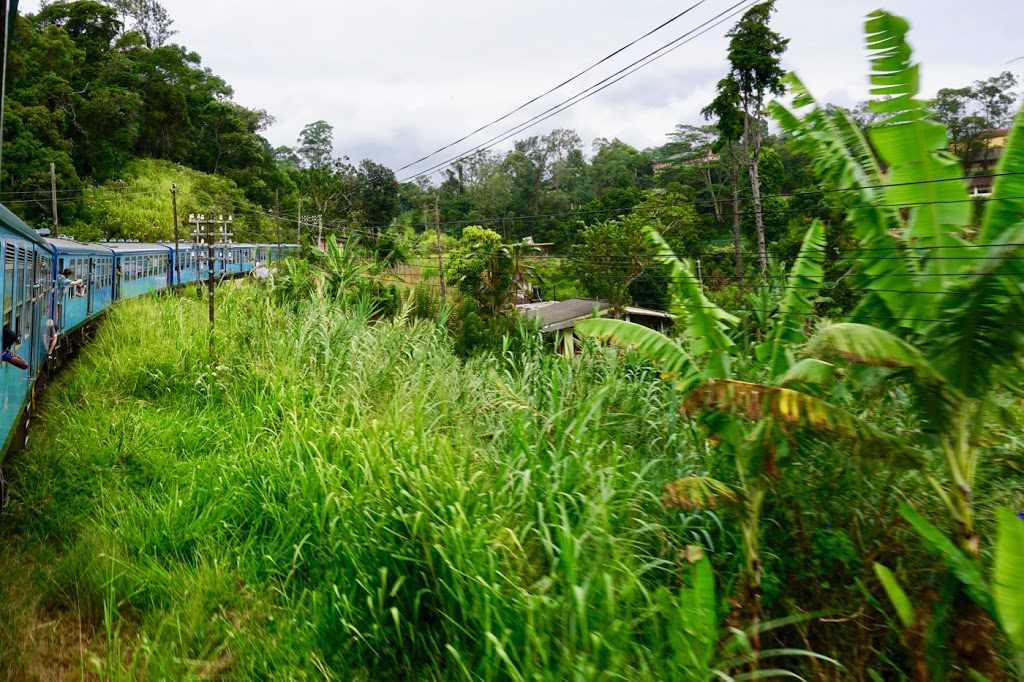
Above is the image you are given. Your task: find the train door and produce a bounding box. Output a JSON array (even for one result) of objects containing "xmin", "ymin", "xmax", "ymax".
[
  {"xmin": 86, "ymin": 256, "xmax": 95, "ymax": 316},
  {"xmin": 24, "ymin": 249, "xmax": 38, "ymax": 377}
]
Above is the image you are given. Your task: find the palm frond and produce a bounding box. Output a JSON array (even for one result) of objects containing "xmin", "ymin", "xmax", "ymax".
[
  {"xmin": 645, "ymin": 227, "xmax": 736, "ymax": 376},
  {"xmin": 807, "ymin": 322, "xmax": 943, "ymax": 382},
  {"xmin": 575, "ymin": 318, "xmax": 699, "ymax": 390},
  {"xmin": 926, "ymin": 224, "xmax": 1024, "ymax": 398},
  {"xmin": 994, "ymin": 508, "xmax": 1024, "ymax": 652},
  {"xmin": 757, "ymin": 220, "xmax": 825, "ymax": 377},
  {"xmin": 775, "ymin": 358, "xmax": 836, "ymax": 389},
  {"xmin": 865, "ymin": 10, "xmax": 974, "ymax": 282},
  {"xmin": 769, "ymin": 73, "xmax": 917, "ymax": 328},
  {"xmin": 683, "ymin": 379, "xmax": 910, "ymax": 454}
]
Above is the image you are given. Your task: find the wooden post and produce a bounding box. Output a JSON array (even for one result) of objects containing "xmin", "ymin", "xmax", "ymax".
[
  {"xmin": 50, "ymin": 163, "xmax": 59, "ymax": 230},
  {"xmin": 207, "ymin": 215, "xmax": 215, "ymax": 342},
  {"xmin": 171, "ymin": 182, "xmax": 180, "ymax": 288},
  {"xmin": 434, "ymin": 196, "xmax": 445, "ymax": 306},
  {"xmin": 275, "ymin": 189, "xmax": 282, "ymax": 256}
]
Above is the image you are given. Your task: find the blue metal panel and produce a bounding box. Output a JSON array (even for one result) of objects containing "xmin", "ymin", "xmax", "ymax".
[
  {"xmin": 46, "ymin": 239, "xmax": 114, "ymax": 333},
  {"xmin": 105, "ymin": 244, "xmax": 173, "ymax": 301}
]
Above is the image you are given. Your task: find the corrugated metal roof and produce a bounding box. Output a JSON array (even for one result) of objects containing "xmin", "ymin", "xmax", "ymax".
[
  {"xmin": 520, "ymin": 298, "xmax": 610, "ymax": 332},
  {"xmin": 0, "ymin": 203, "xmax": 51, "ymax": 248},
  {"xmin": 97, "ymin": 242, "xmax": 175, "ymax": 254},
  {"xmin": 518, "ymin": 298, "xmax": 674, "ymax": 333},
  {"xmin": 46, "ymin": 238, "xmax": 114, "ymax": 255}
]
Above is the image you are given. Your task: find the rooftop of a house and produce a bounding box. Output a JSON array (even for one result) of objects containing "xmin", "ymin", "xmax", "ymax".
[{"xmin": 517, "ymin": 298, "xmax": 673, "ymax": 333}]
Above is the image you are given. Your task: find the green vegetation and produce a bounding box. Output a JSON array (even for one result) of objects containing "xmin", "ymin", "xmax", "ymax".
[
  {"xmin": 0, "ymin": 283, "xmax": 778, "ymax": 680},
  {"xmin": 1, "ymin": 2, "xmax": 1023, "ymax": 680}
]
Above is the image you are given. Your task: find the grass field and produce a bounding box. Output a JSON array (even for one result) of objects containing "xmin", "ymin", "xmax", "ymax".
[{"xmin": 0, "ymin": 284, "xmax": 715, "ymax": 680}]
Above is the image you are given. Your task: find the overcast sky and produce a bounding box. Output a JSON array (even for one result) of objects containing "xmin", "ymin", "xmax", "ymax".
[{"xmin": 21, "ymin": 1, "xmax": 1024, "ymax": 179}]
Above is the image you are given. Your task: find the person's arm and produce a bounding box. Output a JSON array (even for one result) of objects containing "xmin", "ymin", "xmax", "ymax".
[{"xmin": 2, "ymin": 349, "xmax": 27, "ymax": 370}]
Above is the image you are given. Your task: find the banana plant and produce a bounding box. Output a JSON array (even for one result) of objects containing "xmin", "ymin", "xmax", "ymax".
[
  {"xmin": 872, "ymin": 506, "xmax": 1024, "ymax": 679},
  {"xmin": 771, "ymin": 9, "xmax": 1024, "ymax": 557},
  {"xmin": 577, "ymin": 219, "xmax": 907, "ymax": 643}
]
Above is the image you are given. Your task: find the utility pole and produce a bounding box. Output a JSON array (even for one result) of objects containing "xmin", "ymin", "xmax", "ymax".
[
  {"xmin": 296, "ymin": 197, "xmax": 302, "ymax": 252},
  {"xmin": 434, "ymin": 196, "xmax": 445, "ymax": 306},
  {"xmin": 189, "ymin": 212, "xmax": 232, "ymax": 351},
  {"xmin": 171, "ymin": 182, "xmax": 180, "ymax": 288},
  {"xmin": 317, "ymin": 216, "xmax": 324, "ymax": 250},
  {"xmin": 50, "ymin": 163, "xmax": 58, "ymax": 230},
  {"xmin": 275, "ymin": 188, "xmax": 282, "ymax": 255}
]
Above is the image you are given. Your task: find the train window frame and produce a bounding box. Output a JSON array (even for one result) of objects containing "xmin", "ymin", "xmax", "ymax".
[
  {"xmin": 18, "ymin": 247, "xmax": 30, "ymax": 339},
  {"xmin": 3, "ymin": 243, "xmax": 14, "ymax": 332},
  {"xmin": 12, "ymin": 245, "xmax": 23, "ymax": 338}
]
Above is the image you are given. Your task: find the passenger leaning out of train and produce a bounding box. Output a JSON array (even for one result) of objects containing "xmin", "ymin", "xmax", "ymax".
[
  {"xmin": 2, "ymin": 326, "xmax": 27, "ymax": 370},
  {"xmin": 57, "ymin": 268, "xmax": 85, "ymax": 298}
]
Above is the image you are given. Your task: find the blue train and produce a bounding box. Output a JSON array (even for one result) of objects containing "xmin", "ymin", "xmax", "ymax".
[{"xmin": 0, "ymin": 207, "xmax": 298, "ymax": 505}]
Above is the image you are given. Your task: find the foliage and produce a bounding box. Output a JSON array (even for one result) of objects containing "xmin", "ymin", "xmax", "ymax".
[
  {"xmin": 705, "ymin": 0, "xmax": 789, "ymax": 274},
  {"xmin": 444, "ymin": 226, "xmax": 513, "ymax": 318},
  {"xmin": 2, "ymin": 2, "xmax": 293, "ymax": 225},
  {"xmin": 270, "ymin": 235, "xmax": 399, "ymax": 316},
  {"xmin": 68, "ymin": 158, "xmax": 275, "ymax": 242},
  {"xmin": 0, "ymin": 284, "xmax": 762, "ymax": 680},
  {"xmin": 568, "ymin": 214, "xmax": 651, "ymax": 310},
  {"xmin": 933, "ymin": 71, "xmax": 1019, "ymax": 168}
]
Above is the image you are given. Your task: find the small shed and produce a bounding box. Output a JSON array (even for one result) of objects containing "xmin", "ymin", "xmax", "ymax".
[{"xmin": 517, "ymin": 298, "xmax": 673, "ymax": 333}]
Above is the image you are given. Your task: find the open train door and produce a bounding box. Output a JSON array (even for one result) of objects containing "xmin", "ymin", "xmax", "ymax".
[
  {"xmin": 86, "ymin": 256, "xmax": 95, "ymax": 316},
  {"xmin": 27, "ymin": 250, "xmax": 40, "ymax": 378}
]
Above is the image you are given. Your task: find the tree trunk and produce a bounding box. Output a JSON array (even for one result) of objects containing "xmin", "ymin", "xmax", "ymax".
[
  {"xmin": 729, "ymin": 158, "xmax": 744, "ymax": 284},
  {"xmin": 746, "ymin": 113, "xmax": 768, "ymax": 276},
  {"xmin": 748, "ymin": 160, "xmax": 767, "ymax": 276},
  {"xmin": 701, "ymin": 166, "xmax": 723, "ymax": 223}
]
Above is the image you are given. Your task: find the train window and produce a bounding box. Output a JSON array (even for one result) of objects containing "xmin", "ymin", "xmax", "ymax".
[
  {"xmin": 12, "ymin": 247, "xmax": 22, "ymax": 336},
  {"xmin": 3, "ymin": 244, "xmax": 13, "ymax": 331},
  {"xmin": 19, "ymin": 248, "xmax": 29, "ymax": 338}
]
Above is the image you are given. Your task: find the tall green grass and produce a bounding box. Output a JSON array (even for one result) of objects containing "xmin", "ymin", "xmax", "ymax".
[{"xmin": 0, "ymin": 284, "xmax": 721, "ymax": 679}]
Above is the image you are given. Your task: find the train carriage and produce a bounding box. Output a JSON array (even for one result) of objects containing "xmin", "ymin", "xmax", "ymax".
[
  {"xmin": 101, "ymin": 241, "xmax": 174, "ymax": 300},
  {"xmin": 0, "ymin": 209, "xmax": 54, "ymax": 456},
  {"xmin": 231, "ymin": 243, "xmax": 257, "ymax": 276},
  {"xmin": 47, "ymin": 238, "xmax": 115, "ymax": 335}
]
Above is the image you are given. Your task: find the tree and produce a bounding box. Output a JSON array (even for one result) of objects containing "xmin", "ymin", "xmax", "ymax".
[
  {"xmin": 703, "ymin": 75, "xmax": 748, "ymax": 281},
  {"xmin": 568, "ymin": 214, "xmax": 650, "ymax": 310},
  {"xmin": 711, "ymin": 0, "xmax": 789, "ymax": 276},
  {"xmin": 662, "ymin": 124, "xmax": 725, "ymax": 223},
  {"xmin": 297, "ymin": 120, "xmax": 335, "ymax": 170},
  {"xmin": 445, "ymin": 226, "xmax": 512, "ymax": 318},
  {"xmin": 589, "ymin": 138, "xmax": 652, "ymax": 195},
  {"xmin": 934, "ymin": 71, "xmax": 1020, "ymax": 169},
  {"xmin": 354, "ymin": 159, "xmax": 399, "ymax": 237},
  {"xmin": 100, "ymin": 0, "xmax": 176, "ymax": 47}
]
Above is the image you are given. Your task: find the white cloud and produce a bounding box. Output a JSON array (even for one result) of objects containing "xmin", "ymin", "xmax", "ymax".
[{"xmin": 18, "ymin": 0, "xmax": 1024, "ymax": 177}]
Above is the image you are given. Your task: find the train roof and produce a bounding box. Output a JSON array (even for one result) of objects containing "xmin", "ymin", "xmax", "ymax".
[
  {"xmin": 95, "ymin": 241, "xmax": 174, "ymax": 254},
  {"xmin": 0, "ymin": 203, "xmax": 52, "ymax": 249},
  {"xmin": 46, "ymin": 237, "xmax": 115, "ymax": 255}
]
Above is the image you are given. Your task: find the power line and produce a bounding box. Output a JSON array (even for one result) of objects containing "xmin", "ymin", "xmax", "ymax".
[
  {"xmin": 395, "ymin": 0, "xmax": 712, "ymax": 173},
  {"xmin": 399, "ymin": 0, "xmax": 757, "ymax": 182},
  {"xmin": 293, "ymin": 170, "xmax": 1024, "ymax": 234}
]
